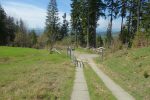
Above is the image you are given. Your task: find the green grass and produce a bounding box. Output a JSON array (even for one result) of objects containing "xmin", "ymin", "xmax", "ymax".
[
  {"xmin": 76, "ymin": 48, "xmax": 95, "ymax": 54},
  {"xmin": 0, "ymin": 46, "xmax": 75, "ymax": 100},
  {"xmin": 95, "ymin": 47, "xmax": 150, "ymax": 100},
  {"xmin": 84, "ymin": 64, "xmax": 116, "ymax": 100}
]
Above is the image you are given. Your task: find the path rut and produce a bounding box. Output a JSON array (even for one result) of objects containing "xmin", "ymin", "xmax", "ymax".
[{"xmin": 70, "ymin": 54, "xmax": 90, "ymax": 100}]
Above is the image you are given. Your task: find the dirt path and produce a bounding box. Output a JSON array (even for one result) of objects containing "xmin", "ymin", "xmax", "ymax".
[
  {"xmin": 71, "ymin": 53, "xmax": 90, "ymax": 100},
  {"xmin": 76, "ymin": 53, "xmax": 135, "ymax": 100}
]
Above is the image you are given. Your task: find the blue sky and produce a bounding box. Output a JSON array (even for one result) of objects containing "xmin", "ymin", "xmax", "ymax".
[{"xmin": 0, "ymin": 0, "xmax": 121, "ymax": 31}]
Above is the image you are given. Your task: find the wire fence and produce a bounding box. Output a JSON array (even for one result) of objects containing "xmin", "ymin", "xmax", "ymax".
[{"xmin": 67, "ymin": 47, "xmax": 84, "ymax": 68}]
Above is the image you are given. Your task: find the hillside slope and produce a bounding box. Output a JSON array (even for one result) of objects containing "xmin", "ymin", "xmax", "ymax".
[{"xmin": 95, "ymin": 47, "xmax": 150, "ymax": 100}]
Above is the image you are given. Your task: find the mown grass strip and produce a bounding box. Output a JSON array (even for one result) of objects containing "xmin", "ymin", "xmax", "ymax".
[{"xmin": 84, "ymin": 64, "xmax": 116, "ymax": 100}]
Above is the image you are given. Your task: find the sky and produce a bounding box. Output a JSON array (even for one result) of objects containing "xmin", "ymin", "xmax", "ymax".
[{"xmin": 0, "ymin": 0, "xmax": 121, "ymax": 32}]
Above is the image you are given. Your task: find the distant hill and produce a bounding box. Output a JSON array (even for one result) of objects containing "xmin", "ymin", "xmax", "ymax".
[
  {"xmin": 34, "ymin": 28, "xmax": 44, "ymax": 35},
  {"xmin": 29, "ymin": 28, "xmax": 44, "ymax": 35},
  {"xmin": 29, "ymin": 28, "xmax": 120, "ymax": 37},
  {"xmin": 97, "ymin": 31, "xmax": 120, "ymax": 37}
]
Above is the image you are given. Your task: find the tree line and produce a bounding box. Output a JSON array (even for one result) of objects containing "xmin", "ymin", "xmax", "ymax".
[
  {"xmin": 0, "ymin": 0, "xmax": 150, "ymax": 50},
  {"xmin": 45, "ymin": 0, "xmax": 150, "ymax": 51},
  {"xmin": 70, "ymin": 0, "xmax": 150, "ymax": 48},
  {"xmin": 0, "ymin": 5, "xmax": 38, "ymax": 47},
  {"xmin": 0, "ymin": 5, "xmax": 15, "ymax": 45},
  {"xmin": 0, "ymin": 2, "xmax": 69, "ymax": 50}
]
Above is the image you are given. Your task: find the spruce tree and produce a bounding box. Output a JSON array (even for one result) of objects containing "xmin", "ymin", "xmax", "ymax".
[
  {"xmin": 6, "ymin": 16, "xmax": 16, "ymax": 44},
  {"xmin": 88, "ymin": 0, "xmax": 106, "ymax": 47},
  {"xmin": 14, "ymin": 19, "xmax": 27, "ymax": 47},
  {"xmin": 142, "ymin": 0, "xmax": 150, "ymax": 33},
  {"xmin": 29, "ymin": 30, "xmax": 37, "ymax": 46},
  {"xmin": 71, "ymin": 0, "xmax": 82, "ymax": 47},
  {"xmin": 71, "ymin": 0, "xmax": 105, "ymax": 47},
  {"xmin": 119, "ymin": 0, "xmax": 129, "ymax": 44},
  {"xmin": 0, "ymin": 4, "xmax": 7, "ymax": 45},
  {"xmin": 58, "ymin": 13, "xmax": 69, "ymax": 40},
  {"xmin": 97, "ymin": 35, "xmax": 103, "ymax": 47},
  {"xmin": 105, "ymin": 0, "xmax": 119, "ymax": 46},
  {"xmin": 120, "ymin": 0, "xmax": 127, "ymax": 37},
  {"xmin": 80, "ymin": 0, "xmax": 89, "ymax": 47},
  {"xmin": 46, "ymin": 0, "xmax": 59, "ymax": 52}
]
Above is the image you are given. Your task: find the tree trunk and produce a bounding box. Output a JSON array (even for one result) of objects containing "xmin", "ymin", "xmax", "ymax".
[
  {"xmin": 121, "ymin": 16, "xmax": 124, "ymax": 36},
  {"xmin": 137, "ymin": 0, "xmax": 141, "ymax": 32},
  {"xmin": 86, "ymin": 27, "xmax": 89, "ymax": 48},
  {"xmin": 93, "ymin": 23, "xmax": 96, "ymax": 48},
  {"xmin": 128, "ymin": 10, "xmax": 131, "ymax": 37},
  {"xmin": 86, "ymin": 8, "xmax": 90, "ymax": 48},
  {"xmin": 75, "ymin": 29, "xmax": 78, "ymax": 48},
  {"xmin": 110, "ymin": 13, "xmax": 113, "ymax": 45}
]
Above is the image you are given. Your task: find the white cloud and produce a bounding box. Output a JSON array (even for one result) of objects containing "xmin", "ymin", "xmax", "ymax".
[
  {"xmin": 2, "ymin": 1, "xmax": 71, "ymax": 29},
  {"xmin": 2, "ymin": 2, "xmax": 46, "ymax": 29},
  {"xmin": 2, "ymin": 1, "xmax": 120, "ymax": 31}
]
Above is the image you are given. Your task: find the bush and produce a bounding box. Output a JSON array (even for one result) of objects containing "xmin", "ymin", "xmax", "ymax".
[
  {"xmin": 144, "ymin": 71, "xmax": 149, "ymax": 78},
  {"xmin": 110, "ymin": 38, "xmax": 123, "ymax": 53},
  {"xmin": 132, "ymin": 31, "xmax": 150, "ymax": 48}
]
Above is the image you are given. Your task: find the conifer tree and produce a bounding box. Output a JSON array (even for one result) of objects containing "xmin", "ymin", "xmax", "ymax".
[
  {"xmin": 88, "ymin": 0, "xmax": 105, "ymax": 47},
  {"xmin": 0, "ymin": 4, "xmax": 7, "ymax": 45},
  {"xmin": 29, "ymin": 30, "xmax": 37, "ymax": 46},
  {"xmin": 71, "ymin": 0, "xmax": 105, "ymax": 47},
  {"xmin": 97, "ymin": 35, "xmax": 103, "ymax": 47},
  {"xmin": 14, "ymin": 19, "xmax": 27, "ymax": 47},
  {"xmin": 46, "ymin": 0, "xmax": 59, "ymax": 52},
  {"xmin": 142, "ymin": 0, "xmax": 150, "ymax": 33},
  {"xmin": 71, "ymin": 0, "xmax": 82, "ymax": 47},
  {"xmin": 120, "ymin": 0, "xmax": 127, "ymax": 36},
  {"xmin": 105, "ymin": 0, "xmax": 119, "ymax": 46},
  {"xmin": 58, "ymin": 13, "xmax": 69, "ymax": 40}
]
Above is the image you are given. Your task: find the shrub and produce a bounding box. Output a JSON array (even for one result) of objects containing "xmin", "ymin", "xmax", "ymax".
[
  {"xmin": 144, "ymin": 71, "xmax": 149, "ymax": 78},
  {"xmin": 132, "ymin": 31, "xmax": 150, "ymax": 48},
  {"xmin": 110, "ymin": 38, "xmax": 123, "ymax": 53}
]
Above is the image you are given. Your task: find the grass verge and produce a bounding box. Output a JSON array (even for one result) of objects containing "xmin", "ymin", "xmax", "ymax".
[
  {"xmin": 95, "ymin": 47, "xmax": 150, "ymax": 100},
  {"xmin": 0, "ymin": 46, "xmax": 75, "ymax": 100},
  {"xmin": 84, "ymin": 64, "xmax": 116, "ymax": 100}
]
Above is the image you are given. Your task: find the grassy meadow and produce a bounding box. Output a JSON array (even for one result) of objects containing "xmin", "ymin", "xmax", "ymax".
[
  {"xmin": 95, "ymin": 47, "xmax": 150, "ymax": 100},
  {"xmin": 0, "ymin": 46, "xmax": 75, "ymax": 100}
]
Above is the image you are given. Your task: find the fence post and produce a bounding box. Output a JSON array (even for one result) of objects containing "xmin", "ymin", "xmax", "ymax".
[
  {"xmin": 98, "ymin": 47, "xmax": 105, "ymax": 61},
  {"xmin": 67, "ymin": 47, "xmax": 69, "ymax": 56},
  {"xmin": 82, "ymin": 62, "xmax": 84, "ymax": 68},
  {"xmin": 79, "ymin": 61, "xmax": 81, "ymax": 67}
]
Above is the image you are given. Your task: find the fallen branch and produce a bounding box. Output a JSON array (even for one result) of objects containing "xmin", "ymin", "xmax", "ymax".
[{"xmin": 52, "ymin": 48, "xmax": 61, "ymax": 54}]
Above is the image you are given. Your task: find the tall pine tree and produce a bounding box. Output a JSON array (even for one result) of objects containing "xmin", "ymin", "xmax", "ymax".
[
  {"xmin": 105, "ymin": 0, "xmax": 119, "ymax": 46},
  {"xmin": 0, "ymin": 4, "xmax": 7, "ymax": 45},
  {"xmin": 58, "ymin": 13, "xmax": 69, "ymax": 40},
  {"xmin": 46, "ymin": 0, "xmax": 59, "ymax": 52},
  {"xmin": 71, "ymin": 0, "xmax": 105, "ymax": 47},
  {"xmin": 71, "ymin": 0, "xmax": 82, "ymax": 47},
  {"xmin": 88, "ymin": 0, "xmax": 106, "ymax": 47},
  {"xmin": 142, "ymin": 0, "xmax": 150, "ymax": 33},
  {"xmin": 120, "ymin": 0, "xmax": 127, "ymax": 36},
  {"xmin": 0, "ymin": 5, "xmax": 16, "ymax": 45}
]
